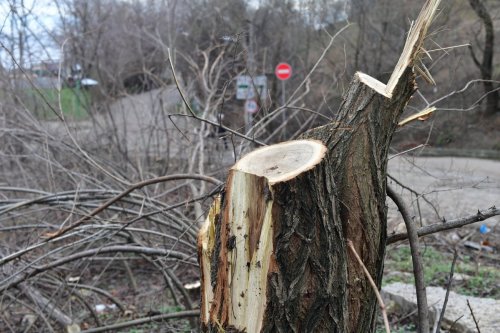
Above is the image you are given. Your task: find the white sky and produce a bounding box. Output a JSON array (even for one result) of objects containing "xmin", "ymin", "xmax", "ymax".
[{"xmin": 0, "ymin": 0, "xmax": 61, "ymax": 67}]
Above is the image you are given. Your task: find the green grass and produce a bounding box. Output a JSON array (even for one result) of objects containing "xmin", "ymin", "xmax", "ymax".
[
  {"xmin": 25, "ymin": 87, "xmax": 90, "ymax": 120},
  {"xmin": 384, "ymin": 246, "xmax": 500, "ymax": 299}
]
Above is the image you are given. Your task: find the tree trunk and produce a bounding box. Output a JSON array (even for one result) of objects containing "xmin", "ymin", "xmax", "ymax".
[
  {"xmin": 468, "ymin": 0, "xmax": 499, "ymax": 115},
  {"xmin": 198, "ymin": 1, "xmax": 440, "ymax": 332}
]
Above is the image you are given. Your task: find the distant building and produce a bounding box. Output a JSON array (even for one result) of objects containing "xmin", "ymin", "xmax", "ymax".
[{"xmin": 31, "ymin": 60, "xmax": 61, "ymax": 77}]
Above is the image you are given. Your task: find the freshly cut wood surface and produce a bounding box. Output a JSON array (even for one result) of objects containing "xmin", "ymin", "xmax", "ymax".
[{"xmin": 233, "ymin": 139, "xmax": 327, "ymax": 184}]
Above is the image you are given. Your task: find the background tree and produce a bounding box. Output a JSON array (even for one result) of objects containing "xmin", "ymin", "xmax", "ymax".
[
  {"xmin": 467, "ymin": 0, "xmax": 499, "ymax": 115},
  {"xmin": 0, "ymin": 0, "xmax": 499, "ymax": 332}
]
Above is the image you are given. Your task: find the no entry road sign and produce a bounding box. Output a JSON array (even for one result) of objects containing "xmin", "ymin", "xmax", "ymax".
[{"xmin": 275, "ymin": 62, "xmax": 292, "ymax": 81}]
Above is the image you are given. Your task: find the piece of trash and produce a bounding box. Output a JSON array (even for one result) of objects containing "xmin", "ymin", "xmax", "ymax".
[
  {"xmin": 479, "ymin": 224, "xmax": 491, "ymax": 234},
  {"xmin": 184, "ymin": 280, "xmax": 201, "ymax": 290},
  {"xmin": 464, "ymin": 241, "xmax": 494, "ymax": 252},
  {"xmin": 95, "ymin": 304, "xmax": 106, "ymax": 312},
  {"xmin": 66, "ymin": 276, "xmax": 81, "ymax": 283},
  {"xmin": 95, "ymin": 304, "xmax": 117, "ymax": 313}
]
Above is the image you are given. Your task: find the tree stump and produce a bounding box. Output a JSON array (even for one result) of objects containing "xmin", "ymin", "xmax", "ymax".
[{"xmin": 198, "ymin": 1, "xmax": 441, "ymax": 331}]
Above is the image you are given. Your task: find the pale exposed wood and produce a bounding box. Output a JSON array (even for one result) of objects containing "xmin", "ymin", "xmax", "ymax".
[
  {"xmin": 386, "ymin": 0, "xmax": 442, "ymax": 96},
  {"xmin": 232, "ymin": 140, "xmax": 327, "ymax": 184},
  {"xmin": 398, "ymin": 107, "xmax": 436, "ymax": 126},
  {"xmin": 199, "ymin": 139, "xmax": 328, "ymax": 332},
  {"xmin": 356, "ymin": 72, "xmax": 389, "ymax": 98}
]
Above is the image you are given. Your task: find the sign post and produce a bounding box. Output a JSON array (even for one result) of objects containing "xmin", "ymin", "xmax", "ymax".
[
  {"xmin": 236, "ymin": 75, "xmax": 268, "ymax": 100},
  {"xmin": 275, "ymin": 62, "xmax": 292, "ymax": 137}
]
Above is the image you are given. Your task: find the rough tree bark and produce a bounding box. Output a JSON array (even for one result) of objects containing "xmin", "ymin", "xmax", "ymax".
[{"xmin": 198, "ymin": 1, "xmax": 441, "ymax": 332}]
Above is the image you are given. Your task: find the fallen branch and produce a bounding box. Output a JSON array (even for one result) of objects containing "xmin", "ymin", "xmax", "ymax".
[
  {"xmin": 0, "ymin": 174, "xmax": 220, "ymax": 267},
  {"xmin": 44, "ymin": 173, "xmax": 221, "ymax": 240},
  {"xmin": 435, "ymin": 250, "xmax": 458, "ymax": 333},
  {"xmin": 19, "ymin": 284, "xmax": 77, "ymax": 329},
  {"xmin": 80, "ymin": 309, "xmax": 200, "ymax": 333},
  {"xmin": 0, "ymin": 245, "xmax": 197, "ymax": 293}
]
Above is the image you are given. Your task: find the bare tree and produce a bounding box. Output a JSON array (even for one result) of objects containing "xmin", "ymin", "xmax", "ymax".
[{"xmin": 467, "ymin": 0, "xmax": 499, "ymax": 115}]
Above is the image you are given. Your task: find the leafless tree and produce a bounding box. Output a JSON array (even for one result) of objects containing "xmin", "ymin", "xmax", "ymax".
[
  {"xmin": 467, "ymin": 0, "xmax": 499, "ymax": 115},
  {"xmin": 1, "ymin": 0, "xmax": 499, "ymax": 332}
]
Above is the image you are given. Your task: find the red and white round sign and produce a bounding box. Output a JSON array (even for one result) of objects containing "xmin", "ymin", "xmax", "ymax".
[
  {"xmin": 275, "ymin": 62, "xmax": 292, "ymax": 81},
  {"xmin": 245, "ymin": 99, "xmax": 259, "ymax": 114}
]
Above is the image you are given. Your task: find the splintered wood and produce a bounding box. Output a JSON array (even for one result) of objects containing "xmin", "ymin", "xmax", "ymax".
[
  {"xmin": 198, "ymin": 140, "xmax": 327, "ymax": 332},
  {"xmin": 198, "ymin": 0, "xmax": 442, "ymax": 331}
]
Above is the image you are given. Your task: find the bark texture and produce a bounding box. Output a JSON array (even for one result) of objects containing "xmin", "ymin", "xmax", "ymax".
[
  {"xmin": 197, "ymin": 1, "xmax": 442, "ymax": 329},
  {"xmin": 297, "ymin": 69, "xmax": 416, "ymax": 332},
  {"xmin": 199, "ymin": 70, "xmax": 416, "ymax": 333}
]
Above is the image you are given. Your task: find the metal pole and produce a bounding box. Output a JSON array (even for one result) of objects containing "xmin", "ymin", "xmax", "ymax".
[
  {"xmin": 245, "ymin": 18, "xmax": 255, "ymax": 136},
  {"xmin": 282, "ymin": 79, "xmax": 286, "ymax": 137}
]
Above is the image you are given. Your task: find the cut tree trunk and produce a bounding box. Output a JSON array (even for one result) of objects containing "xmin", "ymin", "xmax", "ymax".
[{"xmin": 198, "ymin": 1, "xmax": 441, "ymax": 332}]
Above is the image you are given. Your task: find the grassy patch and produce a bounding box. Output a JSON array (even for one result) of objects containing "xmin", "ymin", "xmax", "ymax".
[
  {"xmin": 25, "ymin": 88, "xmax": 90, "ymax": 120},
  {"xmin": 384, "ymin": 245, "xmax": 500, "ymax": 299}
]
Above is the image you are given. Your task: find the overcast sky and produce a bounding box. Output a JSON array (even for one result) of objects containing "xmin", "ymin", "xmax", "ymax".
[{"xmin": 0, "ymin": 0, "xmax": 61, "ymax": 67}]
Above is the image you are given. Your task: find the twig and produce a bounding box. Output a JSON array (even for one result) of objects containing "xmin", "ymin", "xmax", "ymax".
[
  {"xmin": 285, "ymin": 24, "xmax": 351, "ymax": 105},
  {"xmin": 466, "ymin": 300, "xmax": 481, "ymax": 333},
  {"xmin": 0, "ymin": 245, "xmax": 197, "ymax": 292},
  {"xmin": 389, "ymin": 144, "xmax": 428, "ymax": 160},
  {"xmin": 347, "ymin": 240, "xmax": 391, "ymax": 333},
  {"xmin": 64, "ymin": 283, "xmax": 126, "ymax": 312},
  {"xmin": 435, "ymin": 250, "xmax": 458, "ymax": 333},
  {"xmin": 121, "ymin": 253, "xmax": 138, "ymax": 293},
  {"xmin": 250, "ymin": 24, "xmax": 351, "ymax": 140},
  {"xmin": 80, "ymin": 309, "xmax": 200, "ymax": 333},
  {"xmin": 448, "ymin": 315, "xmax": 464, "ymax": 332},
  {"xmin": 387, "ymin": 185, "xmax": 429, "ymax": 333},
  {"xmin": 19, "ymin": 284, "xmax": 76, "ymax": 327},
  {"xmin": 0, "ymin": 174, "xmax": 220, "ymax": 267},
  {"xmin": 387, "ymin": 173, "xmax": 441, "ymax": 220},
  {"xmin": 167, "ymin": 48, "xmax": 266, "ymax": 146},
  {"xmin": 43, "ymin": 174, "xmax": 221, "ymax": 240},
  {"xmin": 387, "ymin": 206, "xmax": 500, "ymax": 244}
]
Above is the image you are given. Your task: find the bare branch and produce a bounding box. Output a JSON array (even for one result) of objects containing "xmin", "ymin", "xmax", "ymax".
[
  {"xmin": 435, "ymin": 251, "xmax": 458, "ymax": 333},
  {"xmin": 167, "ymin": 48, "xmax": 266, "ymax": 146},
  {"xmin": 80, "ymin": 309, "xmax": 199, "ymax": 333},
  {"xmin": 466, "ymin": 300, "xmax": 481, "ymax": 333},
  {"xmin": 387, "ymin": 185, "xmax": 429, "ymax": 333},
  {"xmin": 0, "ymin": 245, "xmax": 197, "ymax": 292},
  {"xmin": 347, "ymin": 240, "xmax": 391, "ymax": 333},
  {"xmin": 387, "ymin": 206, "xmax": 500, "ymax": 244}
]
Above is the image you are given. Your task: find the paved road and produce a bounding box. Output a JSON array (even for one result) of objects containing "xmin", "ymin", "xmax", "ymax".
[{"xmin": 387, "ymin": 155, "xmax": 500, "ymax": 231}]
